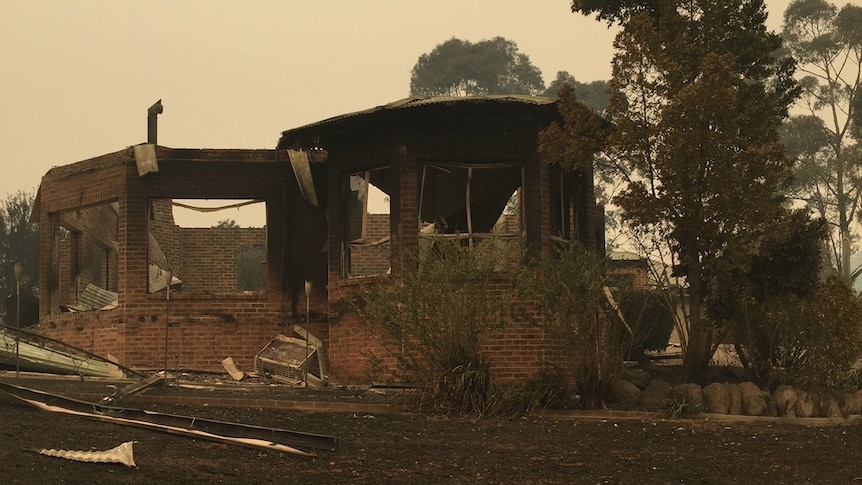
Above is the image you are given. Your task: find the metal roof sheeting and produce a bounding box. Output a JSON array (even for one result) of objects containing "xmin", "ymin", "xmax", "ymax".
[
  {"xmin": 277, "ymin": 95, "xmax": 557, "ymax": 149},
  {"xmin": 65, "ymin": 284, "xmax": 118, "ymax": 312}
]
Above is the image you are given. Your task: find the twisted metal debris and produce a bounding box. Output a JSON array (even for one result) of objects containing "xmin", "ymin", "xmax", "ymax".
[{"xmin": 34, "ymin": 441, "xmax": 136, "ymax": 467}]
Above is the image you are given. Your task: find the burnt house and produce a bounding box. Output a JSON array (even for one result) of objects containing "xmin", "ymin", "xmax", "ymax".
[{"xmin": 33, "ymin": 95, "xmax": 602, "ymax": 382}]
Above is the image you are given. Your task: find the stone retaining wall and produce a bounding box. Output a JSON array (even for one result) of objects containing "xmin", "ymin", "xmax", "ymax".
[{"xmin": 611, "ymin": 369, "xmax": 862, "ymax": 419}]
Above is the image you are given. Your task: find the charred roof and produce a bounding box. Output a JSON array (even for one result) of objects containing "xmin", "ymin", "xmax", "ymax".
[{"xmin": 276, "ymin": 95, "xmax": 559, "ymax": 151}]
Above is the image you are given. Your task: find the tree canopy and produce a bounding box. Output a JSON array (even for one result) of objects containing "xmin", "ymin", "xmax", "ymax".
[
  {"xmin": 781, "ymin": 0, "xmax": 862, "ymax": 282},
  {"xmin": 0, "ymin": 190, "xmax": 39, "ymax": 311},
  {"xmin": 409, "ymin": 37, "xmax": 545, "ymax": 97},
  {"xmin": 213, "ymin": 219, "xmax": 239, "ymax": 229},
  {"xmin": 541, "ymin": 71, "xmax": 610, "ymax": 112}
]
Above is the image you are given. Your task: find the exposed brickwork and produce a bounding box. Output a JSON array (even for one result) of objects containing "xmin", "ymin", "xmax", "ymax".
[
  {"xmin": 179, "ymin": 227, "xmax": 266, "ymax": 293},
  {"xmin": 35, "ymin": 99, "xmax": 602, "ymax": 384},
  {"xmin": 348, "ymin": 213, "xmax": 391, "ymax": 277},
  {"xmin": 317, "ymin": 117, "xmax": 600, "ymax": 384},
  {"xmin": 35, "ymin": 148, "xmax": 331, "ymax": 372}
]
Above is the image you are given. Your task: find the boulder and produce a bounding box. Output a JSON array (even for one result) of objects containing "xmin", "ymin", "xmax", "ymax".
[
  {"xmin": 623, "ymin": 369, "xmax": 652, "ymax": 389},
  {"xmin": 842, "ymin": 390, "xmax": 862, "ymax": 416},
  {"xmin": 738, "ymin": 381, "xmax": 767, "ymax": 416},
  {"xmin": 642, "ymin": 379, "xmax": 672, "ymax": 412},
  {"xmin": 702, "ymin": 382, "xmax": 729, "ymax": 414},
  {"xmin": 764, "ymin": 390, "xmax": 778, "ymax": 417},
  {"xmin": 793, "ymin": 389, "xmax": 815, "ymax": 418},
  {"xmin": 611, "ymin": 379, "xmax": 642, "ymax": 407},
  {"xmin": 820, "ymin": 393, "xmax": 844, "ymax": 418},
  {"xmin": 772, "ymin": 385, "xmax": 798, "ymax": 418},
  {"xmin": 724, "ymin": 382, "xmax": 742, "ymax": 415},
  {"xmin": 808, "ymin": 393, "xmax": 822, "ymax": 418},
  {"xmin": 672, "ymin": 383, "xmax": 704, "ymax": 412}
]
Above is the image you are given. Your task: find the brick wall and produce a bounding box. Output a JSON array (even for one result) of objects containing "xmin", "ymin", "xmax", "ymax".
[
  {"xmin": 35, "ymin": 148, "xmax": 333, "ymax": 372},
  {"xmin": 348, "ymin": 213, "xmax": 391, "ymax": 277},
  {"xmin": 327, "ymin": 277, "xmax": 587, "ymax": 384},
  {"xmin": 178, "ymin": 227, "xmax": 266, "ymax": 294},
  {"xmin": 319, "ymin": 126, "xmax": 600, "ymax": 384}
]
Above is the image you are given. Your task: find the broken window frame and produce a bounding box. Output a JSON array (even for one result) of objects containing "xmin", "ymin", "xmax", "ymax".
[
  {"xmin": 340, "ymin": 166, "xmax": 392, "ymax": 279},
  {"xmin": 418, "ymin": 161, "xmax": 525, "ymax": 268},
  {"xmin": 49, "ymin": 201, "xmax": 120, "ymax": 314}
]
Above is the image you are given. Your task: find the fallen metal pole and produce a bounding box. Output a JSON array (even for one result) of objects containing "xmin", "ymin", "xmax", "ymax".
[
  {"xmin": 0, "ymin": 381, "xmax": 338, "ymax": 453},
  {"xmin": 22, "ymin": 397, "xmax": 314, "ymax": 457}
]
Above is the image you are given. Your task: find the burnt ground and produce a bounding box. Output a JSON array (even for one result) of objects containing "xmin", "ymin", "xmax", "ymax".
[{"xmin": 0, "ymin": 376, "xmax": 861, "ymax": 484}]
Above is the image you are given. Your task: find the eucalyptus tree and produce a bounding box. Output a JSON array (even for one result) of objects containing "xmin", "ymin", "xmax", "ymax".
[
  {"xmin": 542, "ymin": 71, "xmax": 610, "ymax": 113},
  {"xmin": 781, "ymin": 0, "xmax": 862, "ymax": 282},
  {"xmin": 0, "ymin": 190, "xmax": 39, "ymax": 304},
  {"xmin": 409, "ymin": 37, "xmax": 544, "ymax": 97}
]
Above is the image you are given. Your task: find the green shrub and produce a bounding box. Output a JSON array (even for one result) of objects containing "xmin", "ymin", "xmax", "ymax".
[
  {"xmin": 514, "ymin": 243, "xmax": 618, "ymax": 407},
  {"xmin": 728, "ymin": 276, "xmax": 862, "ymax": 393},
  {"xmin": 773, "ymin": 277, "xmax": 862, "ymax": 393},
  {"xmin": 355, "ymin": 241, "xmax": 509, "ymax": 416},
  {"xmin": 614, "ymin": 288, "xmax": 676, "ymax": 361},
  {"xmin": 491, "ymin": 365, "xmax": 578, "ymax": 417}
]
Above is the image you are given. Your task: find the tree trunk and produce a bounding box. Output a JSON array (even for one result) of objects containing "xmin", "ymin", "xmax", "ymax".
[{"xmin": 682, "ymin": 248, "xmax": 711, "ymax": 382}]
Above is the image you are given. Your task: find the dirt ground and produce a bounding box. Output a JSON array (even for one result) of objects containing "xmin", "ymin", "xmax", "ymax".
[{"xmin": 1, "ymin": 378, "xmax": 861, "ymax": 484}]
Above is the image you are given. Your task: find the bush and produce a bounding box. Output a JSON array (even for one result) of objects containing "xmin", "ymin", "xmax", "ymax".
[
  {"xmin": 355, "ymin": 241, "xmax": 510, "ymax": 416},
  {"xmin": 614, "ymin": 288, "xmax": 675, "ymax": 361},
  {"xmin": 491, "ymin": 365, "xmax": 578, "ymax": 417},
  {"xmin": 729, "ymin": 276, "xmax": 862, "ymax": 393},
  {"xmin": 514, "ymin": 243, "xmax": 618, "ymax": 407},
  {"xmin": 774, "ymin": 277, "xmax": 862, "ymax": 393},
  {"xmin": 357, "ymin": 240, "xmax": 633, "ymax": 414}
]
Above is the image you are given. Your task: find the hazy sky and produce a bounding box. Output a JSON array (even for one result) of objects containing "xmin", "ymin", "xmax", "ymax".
[{"xmin": 0, "ymin": 0, "xmax": 804, "ymax": 204}]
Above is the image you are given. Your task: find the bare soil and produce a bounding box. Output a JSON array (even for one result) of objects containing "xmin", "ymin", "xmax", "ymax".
[{"xmin": 1, "ymin": 377, "xmax": 860, "ymax": 484}]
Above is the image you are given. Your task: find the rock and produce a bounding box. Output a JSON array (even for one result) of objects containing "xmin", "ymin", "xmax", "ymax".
[
  {"xmin": 672, "ymin": 383, "xmax": 704, "ymax": 412},
  {"xmin": 725, "ymin": 383, "xmax": 742, "ymax": 415},
  {"xmin": 793, "ymin": 389, "xmax": 815, "ymax": 418},
  {"xmin": 820, "ymin": 393, "xmax": 844, "ymax": 418},
  {"xmin": 764, "ymin": 390, "xmax": 778, "ymax": 417},
  {"xmin": 702, "ymin": 382, "xmax": 728, "ymax": 414},
  {"xmin": 772, "ymin": 385, "xmax": 798, "ymax": 418},
  {"xmin": 739, "ymin": 381, "xmax": 767, "ymax": 416},
  {"xmin": 642, "ymin": 379, "xmax": 672, "ymax": 412},
  {"xmin": 611, "ymin": 379, "xmax": 642, "ymax": 407},
  {"xmin": 623, "ymin": 369, "xmax": 652, "ymax": 389},
  {"xmin": 809, "ymin": 393, "xmax": 822, "ymax": 418},
  {"xmin": 841, "ymin": 390, "xmax": 862, "ymax": 416}
]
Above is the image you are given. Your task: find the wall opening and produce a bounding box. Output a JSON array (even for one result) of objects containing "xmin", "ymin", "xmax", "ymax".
[
  {"xmin": 418, "ymin": 162, "xmax": 524, "ymax": 270},
  {"xmin": 237, "ymin": 244, "xmax": 266, "ymax": 292},
  {"xmin": 50, "ymin": 200, "xmax": 120, "ymax": 313},
  {"xmin": 550, "ymin": 165, "xmax": 575, "ymax": 242},
  {"xmin": 148, "ymin": 199, "xmax": 267, "ymax": 296},
  {"xmin": 341, "ymin": 167, "xmax": 391, "ymax": 278}
]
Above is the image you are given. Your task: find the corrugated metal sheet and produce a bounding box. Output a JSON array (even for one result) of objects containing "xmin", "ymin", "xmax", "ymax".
[
  {"xmin": 66, "ymin": 284, "xmax": 118, "ymax": 312},
  {"xmin": 148, "ymin": 264, "xmax": 181, "ymax": 293}
]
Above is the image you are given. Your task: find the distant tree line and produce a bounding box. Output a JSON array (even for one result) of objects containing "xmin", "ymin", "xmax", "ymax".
[
  {"xmin": 409, "ymin": 36, "xmax": 609, "ymax": 113},
  {"xmin": 0, "ymin": 189, "xmax": 39, "ymax": 324}
]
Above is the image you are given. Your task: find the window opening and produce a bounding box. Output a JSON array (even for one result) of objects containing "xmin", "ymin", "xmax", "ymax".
[
  {"xmin": 419, "ymin": 162, "xmax": 524, "ymax": 270},
  {"xmin": 550, "ymin": 166, "xmax": 576, "ymax": 242},
  {"xmin": 148, "ymin": 198, "xmax": 267, "ymax": 296},
  {"xmin": 237, "ymin": 244, "xmax": 266, "ymax": 292},
  {"xmin": 341, "ymin": 167, "xmax": 391, "ymax": 278},
  {"xmin": 51, "ymin": 201, "xmax": 120, "ymax": 313}
]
